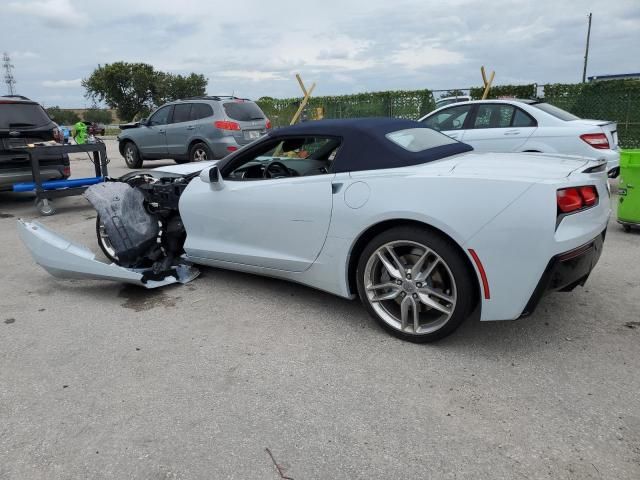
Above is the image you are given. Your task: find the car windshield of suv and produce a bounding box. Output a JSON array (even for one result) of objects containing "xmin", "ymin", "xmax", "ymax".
[
  {"xmin": 530, "ymin": 102, "xmax": 579, "ymax": 121},
  {"xmin": 386, "ymin": 127, "xmax": 458, "ymax": 152},
  {"xmin": 0, "ymin": 103, "xmax": 51, "ymax": 129},
  {"xmin": 223, "ymin": 101, "xmax": 265, "ymax": 121}
]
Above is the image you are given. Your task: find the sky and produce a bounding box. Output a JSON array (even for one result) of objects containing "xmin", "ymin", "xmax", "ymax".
[{"xmin": 1, "ymin": 0, "xmax": 638, "ymax": 108}]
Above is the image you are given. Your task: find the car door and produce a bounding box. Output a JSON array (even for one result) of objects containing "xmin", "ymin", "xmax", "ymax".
[
  {"xmin": 180, "ymin": 136, "xmax": 338, "ymax": 272},
  {"xmin": 136, "ymin": 105, "xmax": 173, "ymax": 157},
  {"xmin": 421, "ymin": 104, "xmax": 473, "ymax": 141},
  {"xmin": 462, "ymin": 103, "xmax": 537, "ymax": 152},
  {"xmin": 165, "ymin": 103, "xmax": 197, "ymax": 157}
]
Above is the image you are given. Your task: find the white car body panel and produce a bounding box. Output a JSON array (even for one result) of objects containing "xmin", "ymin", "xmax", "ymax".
[
  {"xmin": 180, "ymin": 173, "xmax": 334, "ymax": 272},
  {"xmin": 419, "ymin": 100, "xmax": 620, "ymax": 174},
  {"xmin": 17, "ymin": 147, "xmax": 611, "ymax": 323}
]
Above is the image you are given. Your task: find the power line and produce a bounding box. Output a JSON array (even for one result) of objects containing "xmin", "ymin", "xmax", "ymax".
[{"xmin": 3, "ymin": 52, "xmax": 17, "ymax": 95}]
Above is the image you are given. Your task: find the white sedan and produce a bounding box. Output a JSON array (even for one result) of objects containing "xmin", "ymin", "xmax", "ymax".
[
  {"xmin": 419, "ymin": 99, "xmax": 620, "ymax": 177},
  {"xmin": 18, "ymin": 119, "xmax": 610, "ymax": 343}
]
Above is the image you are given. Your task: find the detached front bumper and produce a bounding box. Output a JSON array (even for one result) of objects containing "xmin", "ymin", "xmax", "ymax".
[
  {"xmin": 17, "ymin": 219, "xmax": 199, "ymax": 289},
  {"xmin": 521, "ymin": 230, "xmax": 606, "ymax": 316}
]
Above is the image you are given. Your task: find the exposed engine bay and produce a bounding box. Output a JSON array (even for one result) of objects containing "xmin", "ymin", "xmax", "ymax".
[{"xmin": 85, "ymin": 172, "xmax": 196, "ymax": 283}]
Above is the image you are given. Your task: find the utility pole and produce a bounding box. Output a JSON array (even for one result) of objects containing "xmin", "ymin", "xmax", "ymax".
[
  {"xmin": 2, "ymin": 52, "xmax": 16, "ymax": 95},
  {"xmin": 582, "ymin": 13, "xmax": 592, "ymax": 83}
]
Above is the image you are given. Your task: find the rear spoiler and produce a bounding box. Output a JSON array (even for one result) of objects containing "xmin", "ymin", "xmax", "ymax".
[{"xmin": 582, "ymin": 158, "xmax": 607, "ymax": 174}]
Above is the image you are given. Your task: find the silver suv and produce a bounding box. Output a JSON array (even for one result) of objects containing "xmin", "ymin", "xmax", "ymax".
[{"xmin": 117, "ymin": 96, "xmax": 270, "ymax": 168}]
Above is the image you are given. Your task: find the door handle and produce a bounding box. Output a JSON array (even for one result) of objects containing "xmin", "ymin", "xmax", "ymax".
[
  {"xmin": 504, "ymin": 130, "xmax": 520, "ymax": 135},
  {"xmin": 186, "ymin": 126, "xmax": 195, "ymax": 130},
  {"xmin": 159, "ymin": 129, "xmax": 166, "ymax": 134}
]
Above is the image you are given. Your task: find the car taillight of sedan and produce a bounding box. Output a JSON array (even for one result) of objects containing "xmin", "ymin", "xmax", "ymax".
[{"xmin": 580, "ymin": 133, "xmax": 610, "ymax": 150}]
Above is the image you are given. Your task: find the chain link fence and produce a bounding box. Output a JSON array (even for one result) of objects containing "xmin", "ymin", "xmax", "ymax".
[{"xmin": 257, "ymin": 80, "xmax": 640, "ymax": 148}]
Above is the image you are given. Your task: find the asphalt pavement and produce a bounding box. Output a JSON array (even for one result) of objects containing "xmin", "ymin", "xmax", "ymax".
[{"xmin": 0, "ymin": 140, "xmax": 639, "ymax": 479}]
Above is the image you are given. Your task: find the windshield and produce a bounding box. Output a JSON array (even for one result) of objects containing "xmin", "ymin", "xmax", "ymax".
[
  {"xmin": 530, "ymin": 102, "xmax": 579, "ymax": 121},
  {"xmin": 223, "ymin": 101, "xmax": 265, "ymax": 121},
  {"xmin": 0, "ymin": 102, "xmax": 51, "ymax": 129},
  {"xmin": 386, "ymin": 127, "xmax": 457, "ymax": 152}
]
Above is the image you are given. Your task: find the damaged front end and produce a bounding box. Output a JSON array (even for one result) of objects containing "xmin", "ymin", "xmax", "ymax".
[{"xmin": 18, "ymin": 173, "xmax": 200, "ymax": 288}]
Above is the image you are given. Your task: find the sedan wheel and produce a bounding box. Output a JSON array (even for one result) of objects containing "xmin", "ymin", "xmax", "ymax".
[{"xmin": 357, "ymin": 226, "xmax": 473, "ymax": 342}]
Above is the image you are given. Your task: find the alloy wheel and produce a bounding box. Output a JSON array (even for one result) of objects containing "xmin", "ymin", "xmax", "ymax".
[
  {"xmin": 363, "ymin": 240, "xmax": 457, "ymax": 335},
  {"xmin": 193, "ymin": 148, "xmax": 208, "ymax": 161}
]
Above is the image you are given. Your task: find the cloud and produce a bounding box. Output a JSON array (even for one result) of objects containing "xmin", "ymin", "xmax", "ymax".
[
  {"xmin": 10, "ymin": 51, "xmax": 40, "ymax": 59},
  {"xmin": 392, "ymin": 45, "xmax": 464, "ymax": 70},
  {"xmin": 218, "ymin": 70, "xmax": 287, "ymax": 82},
  {"xmin": 8, "ymin": 0, "xmax": 87, "ymax": 28},
  {"xmin": 42, "ymin": 79, "xmax": 82, "ymax": 88},
  {"xmin": 0, "ymin": 0, "xmax": 637, "ymax": 106}
]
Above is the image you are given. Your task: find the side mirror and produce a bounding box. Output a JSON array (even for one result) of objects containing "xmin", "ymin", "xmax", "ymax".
[{"xmin": 200, "ymin": 165, "xmax": 224, "ymax": 190}]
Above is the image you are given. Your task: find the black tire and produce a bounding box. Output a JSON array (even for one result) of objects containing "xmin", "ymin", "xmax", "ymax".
[
  {"xmin": 122, "ymin": 141, "xmax": 143, "ymax": 169},
  {"xmin": 189, "ymin": 142, "xmax": 212, "ymax": 162},
  {"xmin": 356, "ymin": 226, "xmax": 475, "ymax": 343},
  {"xmin": 623, "ymin": 224, "xmax": 632, "ymax": 233},
  {"xmin": 96, "ymin": 216, "xmax": 119, "ymax": 264}
]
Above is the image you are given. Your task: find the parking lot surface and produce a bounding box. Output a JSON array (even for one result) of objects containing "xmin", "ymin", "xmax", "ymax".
[{"xmin": 1, "ymin": 141, "xmax": 639, "ymax": 479}]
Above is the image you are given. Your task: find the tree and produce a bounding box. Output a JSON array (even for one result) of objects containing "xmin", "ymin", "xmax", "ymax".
[
  {"xmin": 83, "ymin": 106, "xmax": 113, "ymax": 124},
  {"xmin": 46, "ymin": 106, "xmax": 80, "ymax": 125},
  {"xmin": 82, "ymin": 62, "xmax": 157, "ymax": 121},
  {"xmin": 154, "ymin": 72, "xmax": 207, "ymax": 105},
  {"xmin": 82, "ymin": 62, "xmax": 208, "ymax": 121}
]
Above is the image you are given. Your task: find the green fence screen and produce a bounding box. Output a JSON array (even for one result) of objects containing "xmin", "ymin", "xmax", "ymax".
[{"xmin": 257, "ymin": 80, "xmax": 640, "ymax": 148}]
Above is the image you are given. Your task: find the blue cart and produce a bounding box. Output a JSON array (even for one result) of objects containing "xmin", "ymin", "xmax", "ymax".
[{"xmin": 11, "ymin": 142, "xmax": 109, "ymax": 215}]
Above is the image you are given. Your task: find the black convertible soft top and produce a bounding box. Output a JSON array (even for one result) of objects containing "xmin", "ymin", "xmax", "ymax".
[{"xmin": 267, "ymin": 118, "xmax": 473, "ymax": 173}]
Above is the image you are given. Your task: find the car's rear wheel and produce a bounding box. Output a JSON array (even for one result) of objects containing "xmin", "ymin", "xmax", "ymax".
[
  {"xmin": 123, "ymin": 141, "xmax": 142, "ymax": 169},
  {"xmin": 189, "ymin": 142, "xmax": 212, "ymax": 162},
  {"xmin": 356, "ymin": 226, "xmax": 474, "ymax": 343}
]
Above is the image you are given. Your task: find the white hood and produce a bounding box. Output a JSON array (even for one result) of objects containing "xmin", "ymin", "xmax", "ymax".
[{"xmin": 152, "ymin": 159, "xmax": 219, "ymax": 176}]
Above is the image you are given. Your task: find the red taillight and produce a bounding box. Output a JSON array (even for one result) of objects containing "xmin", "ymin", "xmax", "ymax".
[
  {"xmin": 214, "ymin": 120, "xmax": 240, "ymax": 131},
  {"xmin": 265, "ymin": 119, "xmax": 272, "ymax": 129},
  {"xmin": 226, "ymin": 146, "xmax": 238, "ymax": 152},
  {"xmin": 580, "ymin": 133, "xmax": 609, "ymax": 150},
  {"xmin": 63, "ymin": 165, "xmax": 71, "ymax": 177},
  {"xmin": 53, "ymin": 127, "xmax": 62, "ymax": 143},
  {"xmin": 578, "ymin": 186, "xmax": 597, "ymax": 206},
  {"xmin": 557, "ymin": 186, "xmax": 598, "ymax": 214}
]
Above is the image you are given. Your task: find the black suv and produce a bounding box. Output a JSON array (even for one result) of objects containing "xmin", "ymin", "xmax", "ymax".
[{"xmin": 0, "ymin": 96, "xmax": 70, "ymax": 191}]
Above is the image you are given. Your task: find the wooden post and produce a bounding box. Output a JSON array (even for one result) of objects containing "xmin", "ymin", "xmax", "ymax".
[
  {"xmin": 290, "ymin": 80, "xmax": 315, "ymax": 125},
  {"xmin": 480, "ymin": 66, "xmax": 495, "ymax": 100}
]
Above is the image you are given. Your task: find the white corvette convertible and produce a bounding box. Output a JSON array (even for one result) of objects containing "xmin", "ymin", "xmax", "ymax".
[{"xmin": 18, "ymin": 118, "xmax": 610, "ymax": 342}]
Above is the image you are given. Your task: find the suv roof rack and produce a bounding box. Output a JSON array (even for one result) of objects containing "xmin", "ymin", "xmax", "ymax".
[
  {"xmin": 1, "ymin": 95, "xmax": 32, "ymax": 101},
  {"xmin": 179, "ymin": 95, "xmax": 251, "ymax": 102}
]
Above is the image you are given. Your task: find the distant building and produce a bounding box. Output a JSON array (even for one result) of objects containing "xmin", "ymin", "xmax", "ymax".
[{"xmin": 588, "ymin": 73, "xmax": 640, "ymax": 82}]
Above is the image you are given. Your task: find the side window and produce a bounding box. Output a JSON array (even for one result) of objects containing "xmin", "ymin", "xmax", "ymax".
[
  {"xmin": 512, "ymin": 108, "xmax": 537, "ymax": 127},
  {"xmin": 190, "ymin": 103, "xmax": 213, "ymax": 121},
  {"xmin": 422, "ymin": 105, "xmax": 471, "ymax": 131},
  {"xmin": 226, "ymin": 136, "xmax": 341, "ymax": 180},
  {"xmin": 148, "ymin": 106, "xmax": 172, "ymax": 126},
  {"xmin": 473, "ymin": 104, "xmax": 515, "ymax": 129},
  {"xmin": 172, "ymin": 103, "xmax": 192, "ymax": 124}
]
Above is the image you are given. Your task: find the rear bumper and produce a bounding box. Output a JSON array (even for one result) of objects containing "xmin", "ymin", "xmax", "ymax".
[
  {"xmin": 520, "ymin": 230, "xmax": 606, "ymax": 317},
  {"xmin": 0, "ymin": 152, "xmax": 70, "ymax": 191}
]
